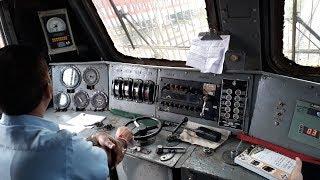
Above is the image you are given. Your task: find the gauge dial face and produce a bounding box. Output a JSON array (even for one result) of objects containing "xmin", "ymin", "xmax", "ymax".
[
  {"xmin": 83, "ymin": 67, "xmax": 99, "ymax": 86},
  {"xmin": 61, "ymin": 66, "xmax": 81, "ymax": 89},
  {"xmin": 46, "ymin": 17, "xmax": 67, "ymax": 33},
  {"xmin": 91, "ymin": 92, "xmax": 108, "ymax": 110},
  {"xmin": 54, "ymin": 92, "xmax": 70, "ymax": 109},
  {"xmin": 73, "ymin": 91, "xmax": 90, "ymax": 109}
]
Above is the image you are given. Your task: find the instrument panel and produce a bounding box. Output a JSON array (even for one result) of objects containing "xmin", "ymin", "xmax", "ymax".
[
  {"xmin": 51, "ymin": 63, "xmax": 109, "ymax": 111},
  {"xmin": 50, "ymin": 62, "xmax": 320, "ymax": 159},
  {"xmin": 51, "ymin": 62, "xmax": 253, "ymax": 132}
]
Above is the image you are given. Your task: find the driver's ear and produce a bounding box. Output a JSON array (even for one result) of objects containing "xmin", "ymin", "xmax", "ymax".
[{"xmin": 44, "ymin": 74, "xmax": 53, "ymax": 100}]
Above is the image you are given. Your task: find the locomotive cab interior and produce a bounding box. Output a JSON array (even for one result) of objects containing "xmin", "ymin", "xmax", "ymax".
[{"xmin": 0, "ymin": 0, "xmax": 320, "ymax": 179}]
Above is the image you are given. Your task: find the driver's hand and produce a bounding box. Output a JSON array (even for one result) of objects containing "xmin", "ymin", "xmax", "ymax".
[
  {"xmin": 289, "ymin": 157, "xmax": 303, "ymax": 180},
  {"xmin": 90, "ymin": 132, "xmax": 126, "ymax": 167},
  {"xmin": 115, "ymin": 126, "xmax": 133, "ymax": 146}
]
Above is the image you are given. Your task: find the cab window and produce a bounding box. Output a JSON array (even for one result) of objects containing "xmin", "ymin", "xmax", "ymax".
[
  {"xmin": 282, "ymin": 0, "xmax": 320, "ymax": 67},
  {"xmin": 91, "ymin": 0, "xmax": 209, "ymax": 61}
]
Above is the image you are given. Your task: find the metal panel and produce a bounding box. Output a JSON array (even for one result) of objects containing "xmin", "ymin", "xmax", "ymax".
[
  {"xmin": 249, "ymin": 73, "xmax": 320, "ymax": 159},
  {"xmin": 51, "ymin": 62, "xmax": 109, "ymax": 111},
  {"xmin": 219, "ymin": 0, "xmax": 262, "ymax": 70},
  {"xmin": 157, "ymin": 68, "xmax": 253, "ymax": 133},
  {"xmin": 108, "ymin": 64, "xmax": 158, "ymax": 117}
]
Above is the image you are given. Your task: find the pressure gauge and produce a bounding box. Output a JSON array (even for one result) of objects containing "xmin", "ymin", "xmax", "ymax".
[
  {"xmin": 61, "ymin": 66, "xmax": 81, "ymax": 89},
  {"xmin": 73, "ymin": 90, "xmax": 90, "ymax": 109},
  {"xmin": 83, "ymin": 67, "xmax": 99, "ymax": 86},
  {"xmin": 91, "ymin": 91, "xmax": 108, "ymax": 110},
  {"xmin": 54, "ymin": 92, "xmax": 71, "ymax": 110}
]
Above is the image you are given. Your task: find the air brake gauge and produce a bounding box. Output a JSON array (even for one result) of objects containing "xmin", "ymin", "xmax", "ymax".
[
  {"xmin": 60, "ymin": 66, "xmax": 81, "ymax": 89},
  {"xmin": 54, "ymin": 92, "xmax": 71, "ymax": 110},
  {"xmin": 83, "ymin": 67, "xmax": 99, "ymax": 86},
  {"xmin": 38, "ymin": 9, "xmax": 77, "ymax": 56},
  {"xmin": 73, "ymin": 90, "xmax": 90, "ymax": 110},
  {"xmin": 91, "ymin": 91, "xmax": 108, "ymax": 110}
]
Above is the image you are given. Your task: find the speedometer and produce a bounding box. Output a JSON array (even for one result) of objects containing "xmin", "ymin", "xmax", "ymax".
[{"xmin": 46, "ymin": 17, "xmax": 67, "ymax": 33}]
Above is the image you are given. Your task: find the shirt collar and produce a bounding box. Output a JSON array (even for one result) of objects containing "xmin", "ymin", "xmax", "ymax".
[{"xmin": 0, "ymin": 114, "xmax": 59, "ymax": 131}]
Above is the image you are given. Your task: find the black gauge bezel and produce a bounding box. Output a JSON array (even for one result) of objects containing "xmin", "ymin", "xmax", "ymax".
[
  {"xmin": 73, "ymin": 90, "xmax": 90, "ymax": 109},
  {"xmin": 83, "ymin": 67, "xmax": 100, "ymax": 86},
  {"xmin": 91, "ymin": 91, "xmax": 108, "ymax": 110},
  {"xmin": 54, "ymin": 92, "xmax": 71, "ymax": 110},
  {"xmin": 60, "ymin": 66, "xmax": 81, "ymax": 89}
]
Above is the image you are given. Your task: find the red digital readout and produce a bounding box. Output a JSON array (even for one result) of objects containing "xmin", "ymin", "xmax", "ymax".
[{"xmin": 303, "ymin": 126, "xmax": 320, "ymax": 139}]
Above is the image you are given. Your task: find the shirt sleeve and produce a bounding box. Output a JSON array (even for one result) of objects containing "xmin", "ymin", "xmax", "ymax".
[{"xmin": 68, "ymin": 134, "xmax": 109, "ymax": 180}]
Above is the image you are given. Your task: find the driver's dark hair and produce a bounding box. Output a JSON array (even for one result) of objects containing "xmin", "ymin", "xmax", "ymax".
[{"xmin": 0, "ymin": 45, "xmax": 49, "ymax": 115}]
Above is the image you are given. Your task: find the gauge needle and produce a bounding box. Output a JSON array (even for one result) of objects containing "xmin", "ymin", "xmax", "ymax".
[{"xmin": 78, "ymin": 97, "xmax": 83, "ymax": 103}]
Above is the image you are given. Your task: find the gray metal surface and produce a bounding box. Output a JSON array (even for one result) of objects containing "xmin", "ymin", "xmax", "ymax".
[
  {"xmin": 108, "ymin": 63, "xmax": 158, "ymax": 117},
  {"xmin": 249, "ymin": 72, "xmax": 320, "ymax": 159},
  {"xmin": 51, "ymin": 62, "xmax": 109, "ymax": 111},
  {"xmin": 181, "ymin": 138, "xmax": 264, "ymax": 180}
]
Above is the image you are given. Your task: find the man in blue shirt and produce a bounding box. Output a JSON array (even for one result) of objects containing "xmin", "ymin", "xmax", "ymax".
[{"xmin": 0, "ymin": 45, "xmax": 133, "ymax": 179}]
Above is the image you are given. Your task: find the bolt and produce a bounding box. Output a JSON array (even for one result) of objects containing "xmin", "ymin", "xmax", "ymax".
[{"xmin": 229, "ymin": 54, "xmax": 239, "ymax": 62}]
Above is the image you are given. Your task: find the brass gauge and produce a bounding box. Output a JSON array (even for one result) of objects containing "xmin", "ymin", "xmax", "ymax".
[
  {"xmin": 73, "ymin": 90, "xmax": 90, "ymax": 109},
  {"xmin": 83, "ymin": 67, "xmax": 99, "ymax": 86},
  {"xmin": 54, "ymin": 92, "xmax": 70, "ymax": 110},
  {"xmin": 91, "ymin": 91, "xmax": 108, "ymax": 110},
  {"xmin": 61, "ymin": 66, "xmax": 81, "ymax": 89}
]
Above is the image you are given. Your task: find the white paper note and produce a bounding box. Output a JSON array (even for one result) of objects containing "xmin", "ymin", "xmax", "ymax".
[
  {"xmin": 66, "ymin": 113, "xmax": 106, "ymax": 126},
  {"xmin": 186, "ymin": 35, "xmax": 230, "ymax": 74},
  {"xmin": 58, "ymin": 124, "xmax": 87, "ymax": 133}
]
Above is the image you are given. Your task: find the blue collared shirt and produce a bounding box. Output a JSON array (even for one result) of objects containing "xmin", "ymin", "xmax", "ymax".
[{"xmin": 0, "ymin": 114, "xmax": 108, "ymax": 180}]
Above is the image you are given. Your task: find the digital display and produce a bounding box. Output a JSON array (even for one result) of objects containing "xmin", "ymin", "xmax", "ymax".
[{"xmin": 302, "ymin": 125, "xmax": 320, "ymax": 139}]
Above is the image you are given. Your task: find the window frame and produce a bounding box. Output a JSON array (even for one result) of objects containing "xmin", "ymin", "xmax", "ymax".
[
  {"xmin": 0, "ymin": 0, "xmax": 17, "ymax": 46},
  {"xmin": 84, "ymin": 0, "xmax": 220, "ymax": 67},
  {"xmin": 265, "ymin": 0, "xmax": 320, "ymax": 78}
]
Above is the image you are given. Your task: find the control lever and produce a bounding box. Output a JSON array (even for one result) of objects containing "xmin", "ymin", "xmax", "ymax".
[
  {"xmin": 186, "ymin": 127, "xmax": 222, "ymax": 142},
  {"xmin": 156, "ymin": 145, "xmax": 186, "ymax": 155},
  {"xmin": 167, "ymin": 117, "xmax": 188, "ymax": 142},
  {"xmin": 200, "ymin": 95, "xmax": 209, "ymax": 118}
]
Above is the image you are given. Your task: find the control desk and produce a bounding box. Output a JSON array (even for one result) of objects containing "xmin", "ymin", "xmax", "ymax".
[{"xmin": 49, "ymin": 61, "xmax": 320, "ymax": 179}]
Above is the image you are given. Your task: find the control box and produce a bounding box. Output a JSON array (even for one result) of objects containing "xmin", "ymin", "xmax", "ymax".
[{"xmin": 288, "ymin": 100, "xmax": 320, "ymax": 149}]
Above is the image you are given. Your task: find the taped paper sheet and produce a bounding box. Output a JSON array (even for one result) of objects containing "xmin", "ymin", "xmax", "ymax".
[
  {"xmin": 186, "ymin": 35, "xmax": 230, "ymax": 74},
  {"xmin": 66, "ymin": 113, "xmax": 106, "ymax": 126},
  {"xmin": 58, "ymin": 124, "xmax": 87, "ymax": 133}
]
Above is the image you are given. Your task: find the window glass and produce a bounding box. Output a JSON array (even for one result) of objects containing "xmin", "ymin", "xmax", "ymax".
[
  {"xmin": 283, "ymin": 0, "xmax": 320, "ymax": 67},
  {"xmin": 0, "ymin": 32, "xmax": 4, "ymax": 47},
  {"xmin": 92, "ymin": 0, "xmax": 209, "ymax": 61}
]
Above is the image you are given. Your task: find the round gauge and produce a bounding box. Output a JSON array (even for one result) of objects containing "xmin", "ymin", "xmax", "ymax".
[
  {"xmin": 83, "ymin": 67, "xmax": 100, "ymax": 86},
  {"xmin": 91, "ymin": 91, "xmax": 108, "ymax": 110},
  {"xmin": 73, "ymin": 90, "xmax": 90, "ymax": 109},
  {"xmin": 54, "ymin": 92, "xmax": 70, "ymax": 110},
  {"xmin": 61, "ymin": 66, "xmax": 81, "ymax": 89},
  {"xmin": 46, "ymin": 17, "xmax": 67, "ymax": 33}
]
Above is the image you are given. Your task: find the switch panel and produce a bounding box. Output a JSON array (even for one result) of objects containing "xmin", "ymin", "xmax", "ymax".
[
  {"xmin": 158, "ymin": 78, "xmax": 220, "ymax": 121},
  {"xmin": 219, "ymin": 79, "xmax": 248, "ymax": 130}
]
